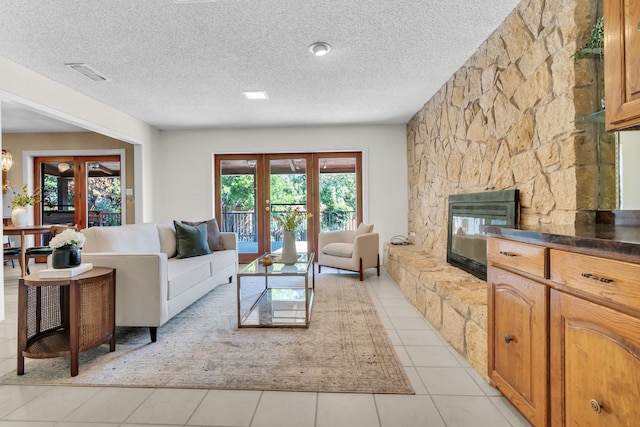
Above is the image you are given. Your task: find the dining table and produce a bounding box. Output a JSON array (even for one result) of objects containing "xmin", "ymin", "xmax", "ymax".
[{"xmin": 3, "ymin": 224, "xmax": 52, "ymax": 277}]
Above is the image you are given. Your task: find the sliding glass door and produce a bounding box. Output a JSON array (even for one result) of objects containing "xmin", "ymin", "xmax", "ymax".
[
  {"xmin": 215, "ymin": 152, "xmax": 362, "ymax": 263},
  {"xmin": 266, "ymin": 154, "xmax": 312, "ymax": 254},
  {"xmin": 216, "ymin": 155, "xmax": 263, "ymax": 263},
  {"xmin": 316, "ymin": 154, "xmax": 361, "ymax": 233}
]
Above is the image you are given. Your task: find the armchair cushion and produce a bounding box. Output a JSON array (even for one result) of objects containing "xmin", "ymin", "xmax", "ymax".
[
  {"xmin": 355, "ymin": 223, "xmax": 374, "ymax": 237},
  {"xmin": 322, "ymin": 242, "xmax": 354, "ymax": 258}
]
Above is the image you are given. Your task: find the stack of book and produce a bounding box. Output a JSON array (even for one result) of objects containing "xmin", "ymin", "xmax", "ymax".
[{"xmin": 39, "ymin": 263, "xmax": 93, "ymax": 278}]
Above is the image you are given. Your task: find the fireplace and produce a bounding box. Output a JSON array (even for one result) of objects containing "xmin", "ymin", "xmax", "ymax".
[{"xmin": 447, "ymin": 190, "xmax": 519, "ymax": 280}]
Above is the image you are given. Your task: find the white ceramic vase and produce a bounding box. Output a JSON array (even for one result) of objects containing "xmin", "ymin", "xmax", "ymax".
[
  {"xmin": 280, "ymin": 230, "xmax": 298, "ymax": 265},
  {"xmin": 11, "ymin": 207, "xmax": 28, "ymax": 227}
]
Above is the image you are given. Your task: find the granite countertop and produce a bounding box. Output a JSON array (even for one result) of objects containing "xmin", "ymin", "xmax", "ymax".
[{"xmin": 482, "ymin": 223, "xmax": 640, "ymax": 261}]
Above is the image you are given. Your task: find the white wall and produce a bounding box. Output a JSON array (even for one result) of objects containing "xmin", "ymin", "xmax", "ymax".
[
  {"xmin": 0, "ymin": 56, "xmax": 160, "ymax": 223},
  {"xmin": 619, "ymin": 131, "xmax": 640, "ymax": 209},
  {"xmin": 0, "ymin": 56, "xmax": 159, "ymax": 321},
  {"xmin": 155, "ymin": 125, "xmax": 409, "ymax": 259}
]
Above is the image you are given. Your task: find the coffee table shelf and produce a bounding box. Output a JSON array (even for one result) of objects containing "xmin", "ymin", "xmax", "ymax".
[{"xmin": 237, "ymin": 252, "xmax": 315, "ymax": 328}]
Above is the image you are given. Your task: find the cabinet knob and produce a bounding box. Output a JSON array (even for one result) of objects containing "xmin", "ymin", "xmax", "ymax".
[
  {"xmin": 499, "ymin": 251, "xmax": 517, "ymax": 257},
  {"xmin": 590, "ymin": 399, "xmax": 602, "ymax": 414},
  {"xmin": 504, "ymin": 335, "xmax": 513, "ymax": 344}
]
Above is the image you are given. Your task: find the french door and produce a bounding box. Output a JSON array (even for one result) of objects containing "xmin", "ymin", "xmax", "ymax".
[
  {"xmin": 215, "ymin": 152, "xmax": 362, "ymax": 263},
  {"xmin": 34, "ymin": 155, "xmax": 122, "ymax": 231}
]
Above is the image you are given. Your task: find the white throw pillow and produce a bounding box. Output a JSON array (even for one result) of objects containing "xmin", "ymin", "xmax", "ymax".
[{"xmin": 157, "ymin": 222, "xmax": 177, "ymax": 258}]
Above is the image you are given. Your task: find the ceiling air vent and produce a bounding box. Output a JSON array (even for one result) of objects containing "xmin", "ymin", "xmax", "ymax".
[{"xmin": 64, "ymin": 63, "xmax": 109, "ymax": 82}]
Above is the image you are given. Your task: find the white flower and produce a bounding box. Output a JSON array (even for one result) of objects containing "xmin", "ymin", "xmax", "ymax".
[{"xmin": 49, "ymin": 229, "xmax": 87, "ymax": 249}]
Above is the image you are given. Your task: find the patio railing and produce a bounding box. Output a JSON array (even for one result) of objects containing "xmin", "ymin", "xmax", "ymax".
[{"xmin": 221, "ymin": 209, "xmax": 356, "ymax": 242}]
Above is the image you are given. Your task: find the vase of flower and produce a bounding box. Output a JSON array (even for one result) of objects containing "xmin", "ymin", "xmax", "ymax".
[
  {"xmin": 280, "ymin": 230, "xmax": 298, "ymax": 265},
  {"xmin": 48, "ymin": 229, "xmax": 86, "ymax": 269},
  {"xmin": 274, "ymin": 207, "xmax": 312, "ymax": 265},
  {"xmin": 11, "ymin": 207, "xmax": 28, "ymax": 227},
  {"xmin": 5, "ymin": 183, "xmax": 40, "ymax": 227},
  {"xmin": 51, "ymin": 244, "xmax": 81, "ymax": 269}
]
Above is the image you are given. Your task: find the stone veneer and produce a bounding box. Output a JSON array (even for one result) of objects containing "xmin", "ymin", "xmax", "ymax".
[
  {"xmin": 407, "ymin": 0, "xmax": 601, "ymax": 256},
  {"xmin": 386, "ymin": 0, "xmax": 606, "ymax": 379},
  {"xmin": 385, "ymin": 245, "xmax": 489, "ymax": 379}
]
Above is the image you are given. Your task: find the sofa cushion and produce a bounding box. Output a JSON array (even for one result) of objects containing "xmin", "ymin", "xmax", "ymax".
[
  {"xmin": 157, "ymin": 222, "xmax": 177, "ymax": 258},
  {"xmin": 183, "ymin": 218, "xmax": 224, "ymax": 251},
  {"xmin": 322, "ymin": 242, "xmax": 354, "ymax": 258},
  {"xmin": 82, "ymin": 223, "xmax": 161, "ymax": 253},
  {"xmin": 167, "ymin": 256, "xmax": 212, "ymax": 299},
  {"xmin": 355, "ymin": 223, "xmax": 374, "ymax": 237},
  {"xmin": 174, "ymin": 221, "xmax": 212, "ymax": 259}
]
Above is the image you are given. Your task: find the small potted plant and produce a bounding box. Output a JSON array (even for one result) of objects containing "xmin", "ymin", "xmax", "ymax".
[
  {"xmin": 48, "ymin": 228, "xmax": 86, "ymax": 269},
  {"xmin": 4, "ymin": 183, "xmax": 41, "ymax": 227}
]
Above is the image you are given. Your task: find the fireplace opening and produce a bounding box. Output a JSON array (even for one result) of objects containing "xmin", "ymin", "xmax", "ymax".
[{"xmin": 447, "ymin": 190, "xmax": 519, "ymax": 280}]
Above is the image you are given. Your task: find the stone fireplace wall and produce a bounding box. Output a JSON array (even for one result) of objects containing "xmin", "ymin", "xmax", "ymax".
[
  {"xmin": 388, "ymin": 0, "xmax": 603, "ymax": 380},
  {"xmin": 407, "ymin": 0, "xmax": 601, "ymax": 258}
]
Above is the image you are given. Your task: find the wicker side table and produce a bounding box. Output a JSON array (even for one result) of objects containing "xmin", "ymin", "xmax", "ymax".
[{"xmin": 17, "ymin": 267, "xmax": 116, "ymax": 377}]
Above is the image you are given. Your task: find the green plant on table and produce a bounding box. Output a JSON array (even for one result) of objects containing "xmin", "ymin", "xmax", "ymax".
[
  {"xmin": 4, "ymin": 183, "xmax": 41, "ymax": 208},
  {"xmin": 274, "ymin": 207, "xmax": 312, "ymax": 231}
]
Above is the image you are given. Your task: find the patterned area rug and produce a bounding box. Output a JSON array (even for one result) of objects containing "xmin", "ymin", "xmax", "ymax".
[{"xmin": 0, "ymin": 273, "xmax": 414, "ymax": 394}]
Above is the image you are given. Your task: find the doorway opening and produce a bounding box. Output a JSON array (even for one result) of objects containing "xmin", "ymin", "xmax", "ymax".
[{"xmin": 35, "ymin": 155, "xmax": 122, "ymax": 230}]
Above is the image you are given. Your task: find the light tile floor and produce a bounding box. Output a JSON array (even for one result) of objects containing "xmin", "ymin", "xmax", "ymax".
[{"xmin": 0, "ymin": 263, "xmax": 531, "ymax": 427}]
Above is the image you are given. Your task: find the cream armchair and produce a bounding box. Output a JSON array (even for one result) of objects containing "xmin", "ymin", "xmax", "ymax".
[{"xmin": 317, "ymin": 224, "xmax": 380, "ymax": 281}]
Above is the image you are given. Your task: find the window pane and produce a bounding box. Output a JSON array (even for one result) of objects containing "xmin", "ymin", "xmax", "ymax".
[{"xmin": 318, "ymin": 157, "xmax": 357, "ymax": 232}]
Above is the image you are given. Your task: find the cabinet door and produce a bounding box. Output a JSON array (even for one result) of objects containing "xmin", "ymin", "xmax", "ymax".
[
  {"xmin": 605, "ymin": 0, "xmax": 640, "ymax": 130},
  {"xmin": 488, "ymin": 267, "xmax": 548, "ymax": 426},
  {"xmin": 550, "ymin": 290, "xmax": 640, "ymax": 426}
]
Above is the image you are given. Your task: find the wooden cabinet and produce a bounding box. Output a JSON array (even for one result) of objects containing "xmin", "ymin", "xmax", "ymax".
[
  {"xmin": 604, "ymin": 0, "xmax": 640, "ymax": 130},
  {"xmin": 488, "ymin": 235, "xmax": 640, "ymax": 426},
  {"xmin": 488, "ymin": 266, "xmax": 548, "ymax": 426},
  {"xmin": 550, "ymin": 290, "xmax": 640, "ymax": 426},
  {"xmin": 550, "ymin": 250, "xmax": 640, "ymax": 313},
  {"xmin": 487, "ymin": 238, "xmax": 547, "ymax": 277}
]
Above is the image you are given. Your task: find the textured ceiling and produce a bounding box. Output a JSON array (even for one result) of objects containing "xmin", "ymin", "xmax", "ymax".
[{"xmin": 0, "ymin": 0, "xmax": 520, "ymax": 132}]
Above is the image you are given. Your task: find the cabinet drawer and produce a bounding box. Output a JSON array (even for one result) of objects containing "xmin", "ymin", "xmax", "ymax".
[
  {"xmin": 487, "ymin": 238, "xmax": 547, "ymax": 278},
  {"xmin": 550, "ymin": 250, "xmax": 640, "ymax": 313}
]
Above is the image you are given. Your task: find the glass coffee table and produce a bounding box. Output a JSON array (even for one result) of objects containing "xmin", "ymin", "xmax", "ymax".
[{"xmin": 237, "ymin": 252, "xmax": 315, "ymax": 328}]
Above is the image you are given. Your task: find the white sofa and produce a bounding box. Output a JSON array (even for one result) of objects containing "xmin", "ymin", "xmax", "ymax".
[{"xmin": 81, "ymin": 222, "xmax": 238, "ymax": 342}]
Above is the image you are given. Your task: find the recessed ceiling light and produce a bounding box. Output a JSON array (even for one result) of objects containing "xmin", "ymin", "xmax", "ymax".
[
  {"xmin": 65, "ymin": 63, "xmax": 109, "ymax": 81},
  {"xmin": 309, "ymin": 42, "xmax": 331, "ymax": 57},
  {"xmin": 243, "ymin": 90, "xmax": 269, "ymax": 100}
]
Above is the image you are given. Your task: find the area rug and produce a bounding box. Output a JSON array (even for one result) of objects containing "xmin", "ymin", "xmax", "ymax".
[{"xmin": 0, "ymin": 273, "xmax": 414, "ymax": 394}]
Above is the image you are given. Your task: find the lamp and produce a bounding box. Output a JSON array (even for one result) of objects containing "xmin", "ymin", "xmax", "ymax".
[
  {"xmin": 58, "ymin": 162, "xmax": 70, "ymax": 173},
  {"xmin": 2, "ymin": 150, "xmax": 13, "ymax": 172},
  {"xmin": 309, "ymin": 42, "xmax": 331, "ymax": 57}
]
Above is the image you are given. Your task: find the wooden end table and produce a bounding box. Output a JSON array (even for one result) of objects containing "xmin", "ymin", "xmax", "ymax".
[{"xmin": 17, "ymin": 267, "xmax": 116, "ymax": 377}]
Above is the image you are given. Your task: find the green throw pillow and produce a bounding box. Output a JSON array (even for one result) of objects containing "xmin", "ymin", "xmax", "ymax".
[
  {"xmin": 183, "ymin": 218, "xmax": 225, "ymax": 251},
  {"xmin": 174, "ymin": 221, "xmax": 212, "ymax": 259}
]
